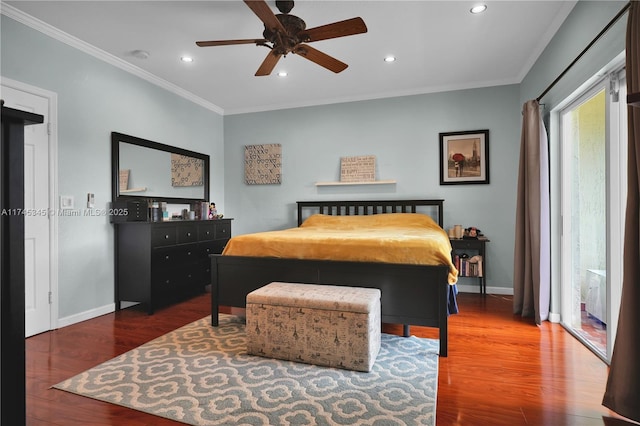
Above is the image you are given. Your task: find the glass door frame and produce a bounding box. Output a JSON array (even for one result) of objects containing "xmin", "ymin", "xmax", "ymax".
[{"xmin": 556, "ymin": 67, "xmax": 626, "ymax": 363}]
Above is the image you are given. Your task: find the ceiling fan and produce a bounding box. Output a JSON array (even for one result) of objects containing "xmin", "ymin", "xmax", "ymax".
[{"xmin": 196, "ymin": 0, "xmax": 368, "ymax": 76}]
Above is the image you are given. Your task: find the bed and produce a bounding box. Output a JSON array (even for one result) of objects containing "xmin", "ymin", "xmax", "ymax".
[{"xmin": 210, "ymin": 199, "xmax": 457, "ymax": 356}]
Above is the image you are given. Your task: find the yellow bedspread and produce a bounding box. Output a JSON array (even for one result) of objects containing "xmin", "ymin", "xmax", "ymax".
[{"xmin": 222, "ymin": 213, "xmax": 458, "ymax": 284}]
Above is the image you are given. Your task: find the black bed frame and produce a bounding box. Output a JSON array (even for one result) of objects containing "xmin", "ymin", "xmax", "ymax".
[{"xmin": 210, "ymin": 199, "xmax": 451, "ymax": 356}]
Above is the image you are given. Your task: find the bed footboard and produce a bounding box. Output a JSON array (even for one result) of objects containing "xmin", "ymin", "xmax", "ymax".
[{"xmin": 210, "ymin": 255, "xmax": 450, "ymax": 356}]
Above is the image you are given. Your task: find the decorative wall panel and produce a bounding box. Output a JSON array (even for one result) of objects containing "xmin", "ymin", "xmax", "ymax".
[{"xmin": 245, "ymin": 144, "xmax": 282, "ymax": 185}]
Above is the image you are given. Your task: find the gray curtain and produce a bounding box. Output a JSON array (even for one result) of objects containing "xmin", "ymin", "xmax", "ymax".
[
  {"xmin": 513, "ymin": 100, "xmax": 551, "ymax": 325},
  {"xmin": 603, "ymin": 1, "xmax": 640, "ymax": 422}
]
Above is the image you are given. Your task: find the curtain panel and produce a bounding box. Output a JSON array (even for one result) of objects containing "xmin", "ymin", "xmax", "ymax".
[
  {"xmin": 603, "ymin": 1, "xmax": 640, "ymax": 422},
  {"xmin": 513, "ymin": 100, "xmax": 551, "ymax": 325}
]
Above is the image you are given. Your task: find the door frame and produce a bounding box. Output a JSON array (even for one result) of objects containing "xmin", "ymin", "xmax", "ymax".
[
  {"xmin": 1, "ymin": 76, "xmax": 59, "ymax": 333},
  {"xmin": 554, "ymin": 63, "xmax": 625, "ymax": 363}
]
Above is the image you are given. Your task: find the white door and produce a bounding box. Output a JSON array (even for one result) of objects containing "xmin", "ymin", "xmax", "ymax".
[{"xmin": 1, "ymin": 83, "xmax": 52, "ymax": 337}]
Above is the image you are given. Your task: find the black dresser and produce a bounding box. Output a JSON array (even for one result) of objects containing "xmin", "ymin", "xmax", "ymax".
[{"xmin": 115, "ymin": 219, "xmax": 232, "ymax": 313}]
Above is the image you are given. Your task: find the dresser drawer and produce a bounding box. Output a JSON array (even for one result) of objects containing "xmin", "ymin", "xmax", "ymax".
[
  {"xmin": 451, "ymin": 240, "xmax": 483, "ymax": 250},
  {"xmin": 198, "ymin": 223, "xmax": 216, "ymax": 241},
  {"xmin": 199, "ymin": 240, "xmax": 228, "ymax": 257},
  {"xmin": 177, "ymin": 223, "xmax": 198, "ymax": 244},
  {"xmin": 152, "ymin": 264, "xmax": 205, "ymax": 298},
  {"xmin": 215, "ymin": 221, "xmax": 231, "ymax": 240},
  {"xmin": 152, "ymin": 245, "xmax": 199, "ymax": 267},
  {"xmin": 151, "ymin": 226, "xmax": 176, "ymax": 247}
]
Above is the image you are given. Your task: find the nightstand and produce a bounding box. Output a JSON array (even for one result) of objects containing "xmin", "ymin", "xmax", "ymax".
[{"xmin": 450, "ymin": 237, "xmax": 489, "ymax": 294}]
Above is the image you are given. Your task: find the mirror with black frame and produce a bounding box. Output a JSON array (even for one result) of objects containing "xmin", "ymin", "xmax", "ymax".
[{"xmin": 111, "ymin": 132, "xmax": 210, "ymax": 203}]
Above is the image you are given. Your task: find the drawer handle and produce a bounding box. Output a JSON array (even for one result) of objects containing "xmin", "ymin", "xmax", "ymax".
[
  {"xmin": 164, "ymin": 235, "xmax": 169, "ymax": 239},
  {"xmin": 206, "ymin": 231, "xmax": 211, "ymax": 235},
  {"xmin": 165, "ymin": 255, "xmax": 170, "ymax": 260},
  {"xmin": 187, "ymin": 251, "xmax": 192, "ymax": 256},
  {"xmin": 165, "ymin": 279, "xmax": 170, "ymax": 284},
  {"xmin": 205, "ymin": 248, "xmax": 210, "ymax": 253},
  {"xmin": 187, "ymin": 232, "xmax": 192, "ymax": 237}
]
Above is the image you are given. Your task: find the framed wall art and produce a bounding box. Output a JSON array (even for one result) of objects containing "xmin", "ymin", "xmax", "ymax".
[
  {"xmin": 244, "ymin": 143, "xmax": 282, "ymax": 185},
  {"xmin": 439, "ymin": 129, "xmax": 489, "ymax": 185}
]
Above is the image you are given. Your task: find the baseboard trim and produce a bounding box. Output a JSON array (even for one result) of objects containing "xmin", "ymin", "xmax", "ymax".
[
  {"xmin": 56, "ymin": 303, "xmax": 115, "ymax": 329},
  {"xmin": 548, "ymin": 312, "xmax": 561, "ymax": 323},
  {"xmin": 457, "ymin": 284, "xmax": 514, "ymax": 295}
]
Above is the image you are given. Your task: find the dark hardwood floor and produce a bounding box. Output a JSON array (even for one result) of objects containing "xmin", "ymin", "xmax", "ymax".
[{"xmin": 25, "ymin": 292, "xmax": 634, "ymax": 425}]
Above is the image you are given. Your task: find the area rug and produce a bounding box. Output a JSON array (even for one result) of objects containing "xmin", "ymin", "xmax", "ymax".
[{"xmin": 53, "ymin": 314, "xmax": 439, "ymax": 425}]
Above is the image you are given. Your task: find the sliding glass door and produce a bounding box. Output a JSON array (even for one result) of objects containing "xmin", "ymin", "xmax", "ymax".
[{"xmin": 559, "ymin": 69, "xmax": 626, "ymax": 362}]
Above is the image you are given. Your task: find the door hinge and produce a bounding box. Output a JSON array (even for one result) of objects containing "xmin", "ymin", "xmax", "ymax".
[
  {"xmin": 610, "ymin": 73, "xmax": 620, "ymax": 103},
  {"xmin": 48, "ymin": 291, "xmax": 52, "ymax": 304}
]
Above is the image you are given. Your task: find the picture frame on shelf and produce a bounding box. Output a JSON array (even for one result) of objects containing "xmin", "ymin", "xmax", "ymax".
[{"xmin": 439, "ymin": 129, "xmax": 489, "ymax": 185}]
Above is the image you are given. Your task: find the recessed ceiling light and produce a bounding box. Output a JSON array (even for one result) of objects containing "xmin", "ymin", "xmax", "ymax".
[
  {"xmin": 130, "ymin": 49, "xmax": 150, "ymax": 60},
  {"xmin": 277, "ymin": 71, "xmax": 288, "ymax": 77},
  {"xmin": 384, "ymin": 56, "xmax": 396, "ymax": 63},
  {"xmin": 470, "ymin": 4, "xmax": 487, "ymax": 14},
  {"xmin": 180, "ymin": 56, "xmax": 194, "ymax": 63}
]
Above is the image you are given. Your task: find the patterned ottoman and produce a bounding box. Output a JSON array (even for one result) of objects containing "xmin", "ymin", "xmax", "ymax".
[{"xmin": 246, "ymin": 282, "xmax": 381, "ymax": 372}]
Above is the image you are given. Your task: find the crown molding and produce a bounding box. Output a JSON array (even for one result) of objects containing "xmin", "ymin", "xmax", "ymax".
[{"xmin": 1, "ymin": 3, "xmax": 224, "ymax": 115}]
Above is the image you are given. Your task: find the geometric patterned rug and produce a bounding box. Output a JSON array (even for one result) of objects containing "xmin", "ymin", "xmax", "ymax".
[{"xmin": 53, "ymin": 314, "xmax": 439, "ymax": 425}]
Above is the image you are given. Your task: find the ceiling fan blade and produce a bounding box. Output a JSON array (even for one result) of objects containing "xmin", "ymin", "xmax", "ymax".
[
  {"xmin": 255, "ymin": 51, "xmax": 283, "ymax": 76},
  {"xmin": 196, "ymin": 39, "xmax": 267, "ymax": 47},
  {"xmin": 244, "ymin": 0, "xmax": 287, "ymax": 34},
  {"xmin": 293, "ymin": 44, "xmax": 348, "ymax": 73},
  {"xmin": 301, "ymin": 17, "xmax": 367, "ymax": 43}
]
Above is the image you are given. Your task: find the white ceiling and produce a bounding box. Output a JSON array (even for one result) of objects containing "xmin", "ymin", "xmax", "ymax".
[{"xmin": 3, "ymin": 1, "xmax": 577, "ymax": 115}]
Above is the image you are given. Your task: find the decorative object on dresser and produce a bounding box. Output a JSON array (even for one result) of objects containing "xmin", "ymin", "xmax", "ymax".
[
  {"xmin": 439, "ymin": 129, "xmax": 490, "ymax": 185},
  {"xmin": 210, "ymin": 199, "xmax": 456, "ymax": 357}
]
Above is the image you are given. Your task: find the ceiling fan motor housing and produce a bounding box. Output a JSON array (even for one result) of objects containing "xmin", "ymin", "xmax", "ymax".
[{"xmin": 263, "ymin": 14, "xmax": 307, "ymax": 54}]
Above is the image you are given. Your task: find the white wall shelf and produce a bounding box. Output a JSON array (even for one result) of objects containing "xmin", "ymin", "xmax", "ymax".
[
  {"xmin": 120, "ymin": 187, "xmax": 147, "ymax": 193},
  {"xmin": 315, "ymin": 180, "xmax": 396, "ymax": 186}
]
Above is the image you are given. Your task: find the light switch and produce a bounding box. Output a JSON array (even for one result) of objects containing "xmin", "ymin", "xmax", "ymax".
[{"xmin": 60, "ymin": 195, "xmax": 74, "ymax": 210}]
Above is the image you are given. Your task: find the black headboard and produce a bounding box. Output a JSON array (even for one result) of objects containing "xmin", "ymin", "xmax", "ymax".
[{"xmin": 296, "ymin": 199, "xmax": 444, "ymax": 227}]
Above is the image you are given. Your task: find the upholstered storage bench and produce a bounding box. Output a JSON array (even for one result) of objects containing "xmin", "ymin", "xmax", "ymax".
[{"xmin": 246, "ymin": 282, "xmax": 381, "ymax": 372}]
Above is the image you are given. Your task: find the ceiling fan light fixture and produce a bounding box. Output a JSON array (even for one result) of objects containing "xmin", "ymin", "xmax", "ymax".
[{"xmin": 470, "ymin": 4, "xmax": 487, "ymax": 14}]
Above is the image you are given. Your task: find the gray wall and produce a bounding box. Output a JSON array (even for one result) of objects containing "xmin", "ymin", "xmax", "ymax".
[
  {"xmin": 520, "ymin": 0, "xmax": 627, "ymax": 107},
  {"xmin": 224, "ymin": 85, "xmax": 522, "ymax": 290},
  {"xmin": 1, "ymin": 15, "xmax": 225, "ymax": 319}
]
